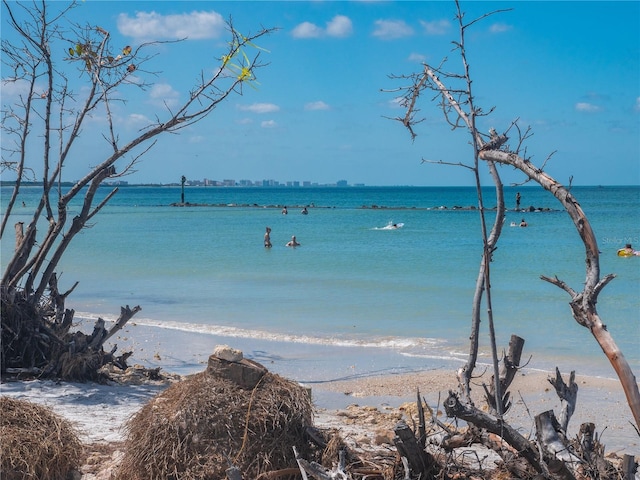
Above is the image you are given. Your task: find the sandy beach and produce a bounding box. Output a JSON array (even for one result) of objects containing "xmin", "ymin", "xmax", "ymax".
[{"xmin": 1, "ymin": 359, "xmax": 637, "ymax": 479}]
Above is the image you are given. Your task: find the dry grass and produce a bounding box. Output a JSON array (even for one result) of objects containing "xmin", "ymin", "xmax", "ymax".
[
  {"xmin": 116, "ymin": 369, "xmax": 315, "ymax": 479},
  {"xmin": 0, "ymin": 396, "xmax": 83, "ymax": 480}
]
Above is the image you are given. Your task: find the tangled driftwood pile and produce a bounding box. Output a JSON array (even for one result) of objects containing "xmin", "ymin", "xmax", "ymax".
[
  {"xmin": 0, "ymin": 396, "xmax": 83, "ymax": 480},
  {"xmin": 116, "ymin": 346, "xmax": 318, "ymax": 479}
]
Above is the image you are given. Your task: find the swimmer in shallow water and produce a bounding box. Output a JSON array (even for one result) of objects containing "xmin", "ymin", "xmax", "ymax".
[
  {"xmin": 617, "ymin": 243, "xmax": 639, "ymax": 256},
  {"xmin": 286, "ymin": 235, "xmax": 300, "ymax": 247}
]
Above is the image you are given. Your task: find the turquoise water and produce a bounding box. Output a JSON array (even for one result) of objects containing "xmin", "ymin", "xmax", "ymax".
[{"xmin": 2, "ymin": 185, "xmax": 639, "ymax": 379}]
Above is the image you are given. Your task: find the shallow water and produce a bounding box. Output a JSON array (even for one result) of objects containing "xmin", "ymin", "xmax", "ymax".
[{"xmin": 2, "ymin": 184, "xmax": 639, "ymax": 379}]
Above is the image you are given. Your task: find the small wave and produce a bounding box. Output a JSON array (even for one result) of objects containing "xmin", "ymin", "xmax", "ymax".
[{"xmin": 75, "ymin": 312, "xmax": 444, "ymax": 352}]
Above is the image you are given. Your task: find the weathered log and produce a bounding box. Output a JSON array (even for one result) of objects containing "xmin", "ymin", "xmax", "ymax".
[
  {"xmin": 548, "ymin": 368, "xmax": 578, "ymax": 433},
  {"xmin": 485, "ymin": 334, "xmax": 525, "ymax": 414},
  {"xmin": 578, "ymin": 422, "xmax": 595, "ymax": 462},
  {"xmin": 622, "ymin": 454, "xmax": 637, "ymax": 480},
  {"xmin": 88, "ymin": 318, "xmax": 107, "ymax": 349},
  {"xmin": 207, "ymin": 355, "xmax": 267, "ymax": 389},
  {"xmin": 101, "ymin": 305, "xmax": 142, "ymax": 345},
  {"xmin": 393, "ymin": 420, "xmax": 437, "ymax": 479},
  {"xmin": 14, "ymin": 221, "xmax": 24, "ymax": 251},
  {"xmin": 60, "ymin": 308, "xmax": 74, "ymax": 332},
  {"xmin": 416, "ymin": 388, "xmax": 427, "ymax": 448},
  {"xmin": 443, "ymin": 391, "xmax": 542, "ymax": 472},
  {"xmin": 534, "ymin": 410, "xmax": 581, "ymax": 479},
  {"xmin": 111, "ymin": 351, "xmax": 133, "ymax": 370},
  {"xmin": 293, "ymin": 445, "xmax": 337, "ymax": 480}
]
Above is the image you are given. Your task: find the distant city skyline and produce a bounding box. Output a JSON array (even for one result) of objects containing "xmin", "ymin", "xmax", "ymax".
[{"xmin": 102, "ymin": 178, "xmax": 359, "ymax": 187}]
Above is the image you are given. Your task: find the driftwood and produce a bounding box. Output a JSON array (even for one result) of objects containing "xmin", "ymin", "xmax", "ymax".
[
  {"xmin": 484, "ymin": 334, "xmax": 525, "ymax": 415},
  {"xmin": 443, "ymin": 391, "xmax": 542, "ymax": 473},
  {"xmin": 622, "ymin": 454, "xmax": 638, "ymax": 480},
  {"xmin": 207, "ymin": 353, "xmax": 268, "ymax": 390},
  {"xmin": 393, "ymin": 421, "xmax": 437, "ymax": 479},
  {"xmin": 294, "ymin": 445, "xmax": 348, "ymax": 480},
  {"xmin": 535, "ymin": 410, "xmax": 581, "ymax": 479},
  {"xmin": 548, "ymin": 368, "xmax": 578, "ymax": 433}
]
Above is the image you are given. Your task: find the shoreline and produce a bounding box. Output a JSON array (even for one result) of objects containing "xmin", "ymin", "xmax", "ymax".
[
  {"xmin": 1, "ymin": 356, "xmax": 637, "ymax": 479},
  {"xmin": 1, "ymin": 363, "xmax": 637, "ymax": 456},
  {"xmin": 310, "ymin": 368, "xmax": 638, "ymax": 454}
]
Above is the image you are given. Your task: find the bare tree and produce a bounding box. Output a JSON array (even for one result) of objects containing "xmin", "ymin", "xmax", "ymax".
[
  {"xmin": 388, "ymin": 0, "xmax": 639, "ymax": 473},
  {"xmin": 1, "ymin": 0, "xmax": 275, "ymax": 380}
]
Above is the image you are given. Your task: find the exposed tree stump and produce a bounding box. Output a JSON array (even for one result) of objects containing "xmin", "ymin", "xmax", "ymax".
[
  {"xmin": 207, "ymin": 346, "xmax": 267, "ymax": 389},
  {"xmin": 393, "ymin": 420, "xmax": 437, "ymax": 480}
]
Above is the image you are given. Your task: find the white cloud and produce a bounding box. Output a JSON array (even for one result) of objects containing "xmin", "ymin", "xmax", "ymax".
[
  {"xmin": 149, "ymin": 83, "xmax": 180, "ymax": 107},
  {"xmin": 261, "ymin": 120, "xmax": 277, "ymax": 128},
  {"xmin": 292, "ymin": 15, "xmax": 353, "ymax": 39},
  {"xmin": 127, "ymin": 113, "xmax": 151, "ymax": 125},
  {"xmin": 489, "ymin": 23, "xmax": 512, "ymax": 34},
  {"xmin": 292, "ymin": 21, "xmax": 324, "ymax": 39},
  {"xmin": 372, "ymin": 20, "xmax": 414, "ymax": 40},
  {"xmin": 575, "ymin": 102, "xmax": 602, "ymax": 113},
  {"xmin": 238, "ymin": 103, "xmax": 280, "ymax": 114},
  {"xmin": 326, "ymin": 15, "xmax": 353, "ymax": 38},
  {"xmin": 407, "ymin": 52, "xmax": 426, "ymax": 63},
  {"xmin": 1, "ymin": 78, "xmax": 36, "ymax": 98},
  {"xmin": 304, "ymin": 101, "xmax": 330, "ymax": 111},
  {"xmin": 388, "ymin": 97, "xmax": 405, "ymax": 109},
  {"xmin": 634, "ymin": 97, "xmax": 640, "ymax": 112},
  {"xmin": 117, "ymin": 11, "xmax": 225, "ymax": 41},
  {"xmin": 420, "ymin": 19, "xmax": 450, "ymax": 36}
]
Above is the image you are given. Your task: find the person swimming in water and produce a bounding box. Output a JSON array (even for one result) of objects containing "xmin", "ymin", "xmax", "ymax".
[
  {"xmin": 286, "ymin": 235, "xmax": 300, "ymax": 247},
  {"xmin": 617, "ymin": 243, "xmax": 639, "ymax": 256}
]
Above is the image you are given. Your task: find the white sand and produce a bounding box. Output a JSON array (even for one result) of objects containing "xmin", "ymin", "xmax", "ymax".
[{"xmin": 1, "ymin": 366, "xmax": 637, "ymax": 456}]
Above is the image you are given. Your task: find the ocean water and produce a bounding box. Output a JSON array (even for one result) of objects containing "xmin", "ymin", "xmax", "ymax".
[{"xmin": 2, "ymin": 185, "xmax": 639, "ymax": 382}]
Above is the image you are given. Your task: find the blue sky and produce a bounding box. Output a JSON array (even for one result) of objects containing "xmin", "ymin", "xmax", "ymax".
[{"xmin": 2, "ymin": 1, "xmax": 639, "ymax": 186}]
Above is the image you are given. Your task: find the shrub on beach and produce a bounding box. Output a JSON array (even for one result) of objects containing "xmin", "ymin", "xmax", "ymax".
[
  {"xmin": 116, "ymin": 352, "xmax": 315, "ymax": 479},
  {"xmin": 0, "ymin": 396, "xmax": 83, "ymax": 480}
]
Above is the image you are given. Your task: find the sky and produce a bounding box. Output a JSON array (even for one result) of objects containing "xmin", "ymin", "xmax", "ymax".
[{"xmin": 1, "ymin": 1, "xmax": 639, "ymax": 186}]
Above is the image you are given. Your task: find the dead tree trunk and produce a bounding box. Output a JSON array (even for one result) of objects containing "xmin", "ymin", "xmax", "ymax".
[
  {"xmin": 535, "ymin": 410, "xmax": 581, "ymax": 480},
  {"xmin": 548, "ymin": 368, "xmax": 578, "ymax": 433},
  {"xmin": 484, "ymin": 334, "xmax": 525, "ymax": 415},
  {"xmin": 443, "ymin": 391, "xmax": 543, "ymax": 473},
  {"xmin": 393, "ymin": 421, "xmax": 438, "ymax": 480},
  {"xmin": 480, "ymin": 148, "xmax": 640, "ymax": 430}
]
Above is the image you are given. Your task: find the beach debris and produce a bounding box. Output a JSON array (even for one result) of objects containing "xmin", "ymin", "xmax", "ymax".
[
  {"xmin": 213, "ymin": 344, "xmax": 244, "ymax": 362},
  {"xmin": 0, "ymin": 397, "xmax": 83, "ymax": 480},
  {"xmin": 209, "ymin": 344, "xmax": 267, "ymax": 389},
  {"xmin": 99, "ymin": 362, "xmax": 180, "ymax": 385},
  {"xmin": 116, "ymin": 350, "xmax": 318, "ymax": 479}
]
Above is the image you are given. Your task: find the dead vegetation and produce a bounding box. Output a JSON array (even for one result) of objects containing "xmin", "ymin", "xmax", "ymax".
[
  {"xmin": 0, "ymin": 396, "xmax": 83, "ymax": 480},
  {"xmin": 116, "ymin": 351, "xmax": 317, "ymax": 480},
  {"xmin": 0, "ymin": 354, "xmax": 637, "ymax": 480}
]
